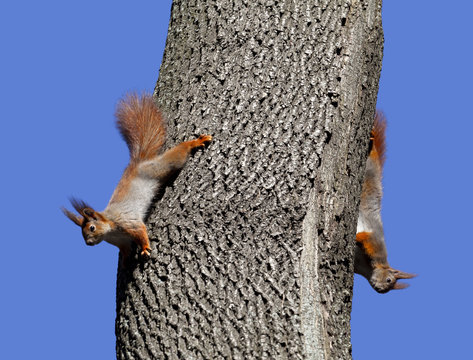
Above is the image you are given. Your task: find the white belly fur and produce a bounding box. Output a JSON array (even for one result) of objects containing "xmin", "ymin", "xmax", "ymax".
[
  {"xmin": 114, "ymin": 176, "xmax": 158, "ymax": 220},
  {"xmin": 357, "ymin": 213, "xmax": 371, "ymax": 234}
]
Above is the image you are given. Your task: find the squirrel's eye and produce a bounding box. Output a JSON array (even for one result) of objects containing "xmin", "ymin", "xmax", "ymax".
[
  {"xmin": 89, "ymin": 225, "xmax": 96, "ymax": 232},
  {"xmin": 386, "ymin": 278, "xmax": 392, "ymax": 283}
]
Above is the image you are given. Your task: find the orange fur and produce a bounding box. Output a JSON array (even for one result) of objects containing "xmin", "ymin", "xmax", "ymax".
[
  {"xmin": 371, "ymin": 111, "xmax": 387, "ymax": 168},
  {"xmin": 138, "ymin": 135, "xmax": 213, "ymax": 180},
  {"xmin": 109, "ymin": 163, "xmax": 138, "ymax": 204},
  {"xmin": 115, "ymin": 93, "xmax": 166, "ymax": 162},
  {"xmin": 355, "ymin": 231, "xmax": 371, "ymax": 243},
  {"xmin": 123, "ymin": 222, "xmax": 150, "ymax": 256},
  {"xmin": 356, "ymin": 231, "xmax": 380, "ymax": 258}
]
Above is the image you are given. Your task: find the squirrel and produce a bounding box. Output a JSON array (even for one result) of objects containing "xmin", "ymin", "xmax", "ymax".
[
  {"xmin": 354, "ymin": 111, "xmax": 415, "ymax": 293},
  {"xmin": 62, "ymin": 93, "xmax": 212, "ymax": 259}
]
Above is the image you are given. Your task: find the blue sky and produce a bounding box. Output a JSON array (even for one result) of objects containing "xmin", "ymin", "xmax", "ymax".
[{"xmin": 1, "ymin": 1, "xmax": 471, "ymax": 359}]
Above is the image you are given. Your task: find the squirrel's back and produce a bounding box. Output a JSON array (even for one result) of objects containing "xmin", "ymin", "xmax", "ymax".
[
  {"xmin": 359, "ymin": 110, "xmax": 386, "ymax": 229},
  {"xmin": 115, "ymin": 93, "xmax": 166, "ymax": 163}
]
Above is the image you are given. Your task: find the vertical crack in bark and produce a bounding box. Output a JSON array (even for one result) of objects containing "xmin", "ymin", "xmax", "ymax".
[{"xmin": 301, "ymin": 187, "xmax": 328, "ymax": 360}]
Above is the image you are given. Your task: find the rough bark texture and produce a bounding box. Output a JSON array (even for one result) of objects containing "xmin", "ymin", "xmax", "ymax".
[{"xmin": 116, "ymin": 1, "xmax": 383, "ymax": 359}]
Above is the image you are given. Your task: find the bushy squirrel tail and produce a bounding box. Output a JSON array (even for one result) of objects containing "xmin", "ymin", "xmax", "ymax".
[
  {"xmin": 371, "ymin": 110, "xmax": 387, "ymax": 168},
  {"xmin": 115, "ymin": 93, "xmax": 166, "ymax": 162}
]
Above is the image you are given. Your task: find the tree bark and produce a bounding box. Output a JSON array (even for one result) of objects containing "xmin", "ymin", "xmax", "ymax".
[{"xmin": 115, "ymin": 1, "xmax": 383, "ymax": 359}]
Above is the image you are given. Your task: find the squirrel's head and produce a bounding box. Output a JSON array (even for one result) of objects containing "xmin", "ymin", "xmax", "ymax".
[
  {"xmin": 370, "ymin": 265, "xmax": 416, "ymax": 294},
  {"xmin": 62, "ymin": 198, "xmax": 113, "ymax": 246}
]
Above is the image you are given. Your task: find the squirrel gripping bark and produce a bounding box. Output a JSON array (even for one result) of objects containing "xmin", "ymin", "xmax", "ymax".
[
  {"xmin": 355, "ymin": 111, "xmax": 415, "ymax": 293},
  {"xmin": 62, "ymin": 93, "xmax": 212, "ymax": 260}
]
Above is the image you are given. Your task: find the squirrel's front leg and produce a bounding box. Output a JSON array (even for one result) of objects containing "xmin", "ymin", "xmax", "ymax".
[
  {"xmin": 160, "ymin": 134, "xmax": 212, "ymax": 170},
  {"xmin": 123, "ymin": 222, "xmax": 151, "ymax": 257},
  {"xmin": 140, "ymin": 134, "xmax": 212, "ymax": 180}
]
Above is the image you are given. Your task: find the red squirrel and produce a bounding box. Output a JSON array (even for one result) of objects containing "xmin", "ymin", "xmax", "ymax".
[
  {"xmin": 62, "ymin": 93, "xmax": 212, "ymax": 259},
  {"xmin": 354, "ymin": 111, "xmax": 415, "ymax": 293}
]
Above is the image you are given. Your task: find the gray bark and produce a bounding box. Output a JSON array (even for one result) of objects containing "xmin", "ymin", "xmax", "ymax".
[{"xmin": 115, "ymin": 1, "xmax": 383, "ymax": 359}]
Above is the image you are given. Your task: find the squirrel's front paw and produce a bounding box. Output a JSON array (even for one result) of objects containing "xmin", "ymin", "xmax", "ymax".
[
  {"xmin": 140, "ymin": 247, "xmax": 151, "ymax": 258},
  {"xmin": 195, "ymin": 134, "xmax": 212, "ymax": 148}
]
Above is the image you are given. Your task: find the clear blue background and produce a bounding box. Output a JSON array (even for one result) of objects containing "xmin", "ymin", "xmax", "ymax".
[{"xmin": 1, "ymin": 1, "xmax": 470, "ymax": 359}]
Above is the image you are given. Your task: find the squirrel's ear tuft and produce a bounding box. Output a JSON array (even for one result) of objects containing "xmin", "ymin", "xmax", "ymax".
[
  {"xmin": 82, "ymin": 208, "xmax": 95, "ymax": 218},
  {"xmin": 393, "ymin": 282, "xmax": 410, "ymax": 290},
  {"xmin": 392, "ymin": 269, "xmax": 417, "ymax": 280},
  {"xmin": 61, "ymin": 207, "xmax": 83, "ymax": 226},
  {"xmin": 82, "ymin": 208, "xmax": 101, "ymax": 221},
  {"xmin": 70, "ymin": 197, "xmax": 95, "ymax": 218}
]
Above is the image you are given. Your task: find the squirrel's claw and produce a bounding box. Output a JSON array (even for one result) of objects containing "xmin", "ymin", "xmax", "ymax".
[
  {"xmin": 141, "ymin": 248, "xmax": 151, "ymax": 258},
  {"xmin": 197, "ymin": 134, "xmax": 212, "ymax": 147}
]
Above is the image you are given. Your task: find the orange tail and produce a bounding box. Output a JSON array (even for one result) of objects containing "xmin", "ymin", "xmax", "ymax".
[
  {"xmin": 371, "ymin": 110, "xmax": 387, "ymax": 168},
  {"xmin": 115, "ymin": 93, "xmax": 166, "ymax": 162}
]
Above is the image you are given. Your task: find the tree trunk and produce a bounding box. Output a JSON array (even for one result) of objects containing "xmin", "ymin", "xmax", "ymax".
[{"xmin": 115, "ymin": 1, "xmax": 383, "ymax": 359}]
